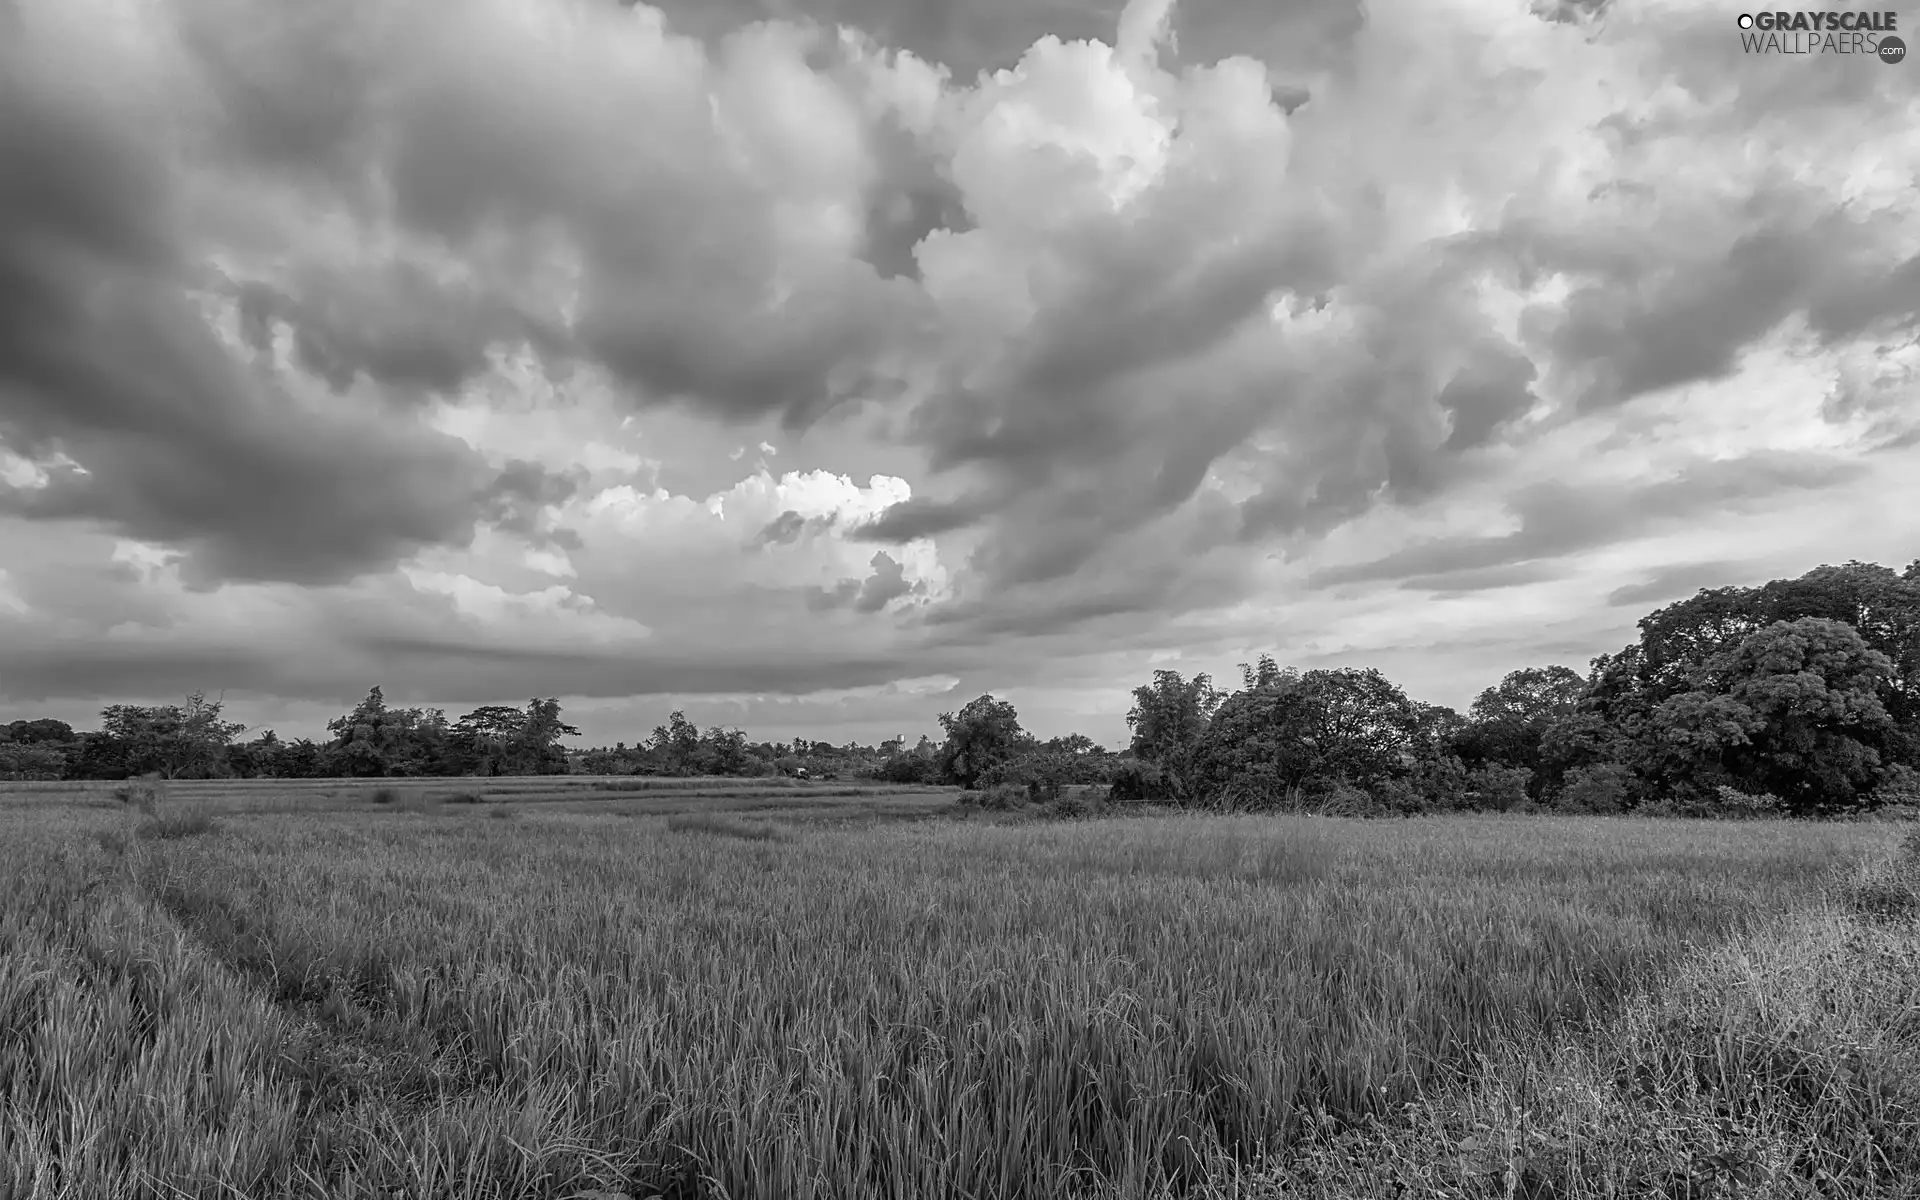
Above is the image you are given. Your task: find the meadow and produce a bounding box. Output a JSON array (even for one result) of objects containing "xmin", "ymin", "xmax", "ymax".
[{"xmin": 2, "ymin": 777, "xmax": 1916, "ymax": 1199}]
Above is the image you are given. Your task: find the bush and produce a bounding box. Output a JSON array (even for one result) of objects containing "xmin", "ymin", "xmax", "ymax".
[
  {"xmin": 1466, "ymin": 765, "xmax": 1533, "ymax": 812},
  {"xmin": 1050, "ymin": 789, "xmax": 1093, "ymax": 819},
  {"xmin": 978, "ymin": 782, "xmax": 1030, "ymax": 811},
  {"xmin": 1556, "ymin": 762, "xmax": 1632, "ymax": 814},
  {"xmin": 136, "ymin": 804, "xmax": 220, "ymax": 841},
  {"xmin": 442, "ymin": 789, "xmax": 484, "ymax": 804},
  {"xmin": 872, "ymin": 754, "xmax": 940, "ymax": 785},
  {"xmin": 113, "ymin": 776, "xmax": 164, "ymax": 813},
  {"xmin": 370, "ymin": 786, "xmax": 399, "ymax": 805},
  {"xmin": 1106, "ymin": 760, "xmax": 1170, "ymax": 805}
]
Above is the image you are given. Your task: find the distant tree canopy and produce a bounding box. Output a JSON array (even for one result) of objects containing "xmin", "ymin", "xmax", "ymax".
[
  {"xmin": 1118, "ymin": 560, "xmax": 1920, "ymax": 818},
  {"xmin": 5, "ymin": 558, "xmax": 1916, "ymax": 814}
]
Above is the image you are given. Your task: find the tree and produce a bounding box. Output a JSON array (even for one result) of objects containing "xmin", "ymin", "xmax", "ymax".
[
  {"xmin": 1451, "ymin": 665, "xmax": 1588, "ymax": 796},
  {"xmin": 4, "ymin": 718, "xmax": 75, "ymax": 745},
  {"xmin": 445, "ymin": 698, "xmax": 577, "ymax": 775},
  {"xmin": 1634, "ymin": 618, "xmax": 1896, "ymax": 814},
  {"xmin": 0, "ymin": 742, "xmax": 67, "ymax": 780},
  {"xmin": 517, "ymin": 697, "xmax": 581, "ymax": 774},
  {"xmin": 648, "ymin": 711, "xmax": 703, "ymax": 775},
  {"xmin": 96, "ymin": 691, "xmax": 247, "ymax": 779},
  {"xmin": 937, "ymin": 695, "xmax": 1027, "ymax": 789},
  {"xmin": 327, "ymin": 687, "xmax": 449, "ymax": 777},
  {"xmin": 1625, "ymin": 561, "xmax": 1920, "ymax": 770},
  {"xmin": 1191, "ymin": 667, "xmax": 1421, "ymax": 809},
  {"xmin": 1125, "ymin": 670, "xmax": 1224, "ymax": 799}
]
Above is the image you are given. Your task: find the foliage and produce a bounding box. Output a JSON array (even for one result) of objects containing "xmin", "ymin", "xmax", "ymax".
[
  {"xmin": 937, "ymin": 695, "xmax": 1027, "ymax": 790},
  {"xmin": 0, "ymin": 741, "xmax": 67, "ymax": 781},
  {"xmin": 92, "ymin": 691, "xmax": 247, "ymax": 779},
  {"xmin": 1105, "ymin": 758, "xmax": 1171, "ymax": 804},
  {"xmin": 1190, "ymin": 667, "xmax": 1422, "ymax": 809},
  {"xmin": 1557, "ymin": 762, "xmax": 1633, "ymax": 814},
  {"xmin": 1633, "ymin": 618, "xmax": 1897, "ymax": 814},
  {"xmin": 1124, "ymin": 669, "xmax": 1224, "ymax": 800}
]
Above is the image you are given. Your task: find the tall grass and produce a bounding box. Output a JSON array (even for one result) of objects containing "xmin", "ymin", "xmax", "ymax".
[{"xmin": 0, "ymin": 805, "xmax": 1890, "ymax": 1200}]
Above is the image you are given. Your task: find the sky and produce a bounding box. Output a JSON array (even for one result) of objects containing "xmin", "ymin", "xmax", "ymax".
[{"xmin": 0, "ymin": 0, "xmax": 1916, "ymax": 751}]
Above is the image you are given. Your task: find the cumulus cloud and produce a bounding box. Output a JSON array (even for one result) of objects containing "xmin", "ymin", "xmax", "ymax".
[{"xmin": 1, "ymin": 0, "xmax": 1918, "ymax": 740}]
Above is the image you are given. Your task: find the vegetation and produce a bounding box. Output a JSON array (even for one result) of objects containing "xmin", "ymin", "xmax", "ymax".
[
  {"xmin": 7, "ymin": 558, "xmax": 1916, "ymax": 826},
  {"xmin": 2, "ymin": 783, "xmax": 1908, "ymax": 1199}
]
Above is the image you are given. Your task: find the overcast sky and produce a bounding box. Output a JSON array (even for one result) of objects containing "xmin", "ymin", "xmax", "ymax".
[{"xmin": 1, "ymin": 0, "xmax": 1916, "ymax": 750}]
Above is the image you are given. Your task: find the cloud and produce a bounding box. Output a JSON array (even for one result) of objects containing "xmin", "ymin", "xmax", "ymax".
[
  {"xmin": 1308, "ymin": 451, "xmax": 1871, "ymax": 589},
  {"xmin": 1605, "ymin": 560, "xmax": 1751, "ymax": 609},
  {"xmin": 2, "ymin": 0, "xmax": 1919, "ymax": 743}
]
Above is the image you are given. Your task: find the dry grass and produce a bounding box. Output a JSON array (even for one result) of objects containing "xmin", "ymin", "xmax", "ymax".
[{"xmin": 0, "ymin": 798, "xmax": 1903, "ymax": 1200}]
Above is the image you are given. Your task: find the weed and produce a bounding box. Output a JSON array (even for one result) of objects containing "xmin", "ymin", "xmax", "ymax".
[{"xmin": 134, "ymin": 803, "xmax": 220, "ymax": 841}]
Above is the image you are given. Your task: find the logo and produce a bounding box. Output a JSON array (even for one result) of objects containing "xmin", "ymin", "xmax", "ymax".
[{"xmin": 1736, "ymin": 10, "xmax": 1905, "ymax": 58}]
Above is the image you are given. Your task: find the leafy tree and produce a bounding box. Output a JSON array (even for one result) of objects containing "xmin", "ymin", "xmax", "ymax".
[
  {"xmin": 1683, "ymin": 618, "xmax": 1895, "ymax": 813},
  {"xmin": 648, "ymin": 711, "xmax": 703, "ymax": 775},
  {"xmin": 1191, "ymin": 667, "xmax": 1421, "ymax": 809},
  {"xmin": 0, "ymin": 741, "xmax": 67, "ymax": 780},
  {"xmin": 448, "ymin": 704, "xmax": 525, "ymax": 776},
  {"xmin": 517, "ymin": 697, "xmax": 581, "ymax": 774},
  {"xmin": 1124, "ymin": 670, "xmax": 1224, "ymax": 799},
  {"xmin": 1620, "ymin": 561, "xmax": 1920, "ymax": 770},
  {"xmin": 96, "ymin": 691, "xmax": 247, "ymax": 779},
  {"xmin": 937, "ymin": 695, "xmax": 1027, "ymax": 789},
  {"xmin": 4, "ymin": 718, "xmax": 75, "ymax": 745},
  {"xmin": 224, "ymin": 730, "xmax": 283, "ymax": 779},
  {"xmin": 1451, "ymin": 665, "xmax": 1588, "ymax": 795},
  {"xmin": 277, "ymin": 738, "xmax": 326, "ymax": 779},
  {"xmin": 446, "ymin": 698, "xmax": 577, "ymax": 775},
  {"xmin": 328, "ymin": 687, "xmax": 449, "ymax": 777}
]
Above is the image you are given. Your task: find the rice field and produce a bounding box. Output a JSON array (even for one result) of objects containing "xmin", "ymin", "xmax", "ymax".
[{"xmin": 0, "ymin": 781, "xmax": 1910, "ymax": 1199}]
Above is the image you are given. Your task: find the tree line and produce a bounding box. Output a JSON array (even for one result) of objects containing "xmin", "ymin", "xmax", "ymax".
[{"xmin": 4, "ymin": 558, "xmax": 1917, "ymax": 817}]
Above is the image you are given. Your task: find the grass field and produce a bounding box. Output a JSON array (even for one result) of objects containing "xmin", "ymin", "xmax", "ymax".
[{"xmin": 2, "ymin": 779, "xmax": 1917, "ymax": 1199}]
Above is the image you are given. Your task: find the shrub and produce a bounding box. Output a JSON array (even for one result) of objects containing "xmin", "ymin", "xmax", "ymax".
[
  {"xmin": 370, "ymin": 786, "xmax": 399, "ymax": 805},
  {"xmin": 442, "ymin": 789, "xmax": 484, "ymax": 805},
  {"xmin": 1051, "ymin": 789, "xmax": 1092, "ymax": 819},
  {"xmin": 978, "ymin": 782, "xmax": 1030, "ymax": 811},
  {"xmin": 1466, "ymin": 765, "xmax": 1533, "ymax": 812},
  {"xmin": 1712, "ymin": 784, "xmax": 1783, "ymax": 818},
  {"xmin": 113, "ymin": 776, "xmax": 164, "ymax": 814},
  {"xmin": 1556, "ymin": 762, "xmax": 1633, "ymax": 814},
  {"xmin": 872, "ymin": 754, "xmax": 940, "ymax": 785},
  {"xmin": 135, "ymin": 804, "xmax": 220, "ymax": 841},
  {"xmin": 1307, "ymin": 779, "xmax": 1376, "ymax": 817},
  {"xmin": 1106, "ymin": 760, "xmax": 1170, "ymax": 805}
]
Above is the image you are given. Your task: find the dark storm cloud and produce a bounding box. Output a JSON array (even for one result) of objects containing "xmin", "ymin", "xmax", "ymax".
[
  {"xmin": 1308, "ymin": 452, "xmax": 1866, "ymax": 589},
  {"xmin": 800, "ymin": 551, "xmax": 916, "ymax": 613},
  {"xmin": 1396, "ymin": 562, "xmax": 1559, "ymax": 594},
  {"xmin": 231, "ymin": 267, "xmax": 569, "ymax": 397},
  {"xmin": 1472, "ymin": 203, "xmax": 1920, "ymax": 414},
  {"xmin": 755, "ymin": 510, "xmax": 811, "ymax": 546},
  {"xmin": 477, "ymin": 461, "xmax": 588, "ymax": 549},
  {"xmin": 1438, "ymin": 342, "xmax": 1538, "ymax": 452},
  {"xmin": 1605, "ymin": 560, "xmax": 1749, "ymax": 609},
  {"xmin": 854, "ymin": 551, "xmax": 913, "ymax": 612},
  {"xmin": 0, "ymin": 36, "xmax": 577, "ymax": 587},
  {"xmin": 754, "ymin": 508, "xmax": 842, "ymax": 547},
  {"xmin": 849, "ymin": 494, "xmax": 992, "ymax": 541}
]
